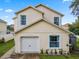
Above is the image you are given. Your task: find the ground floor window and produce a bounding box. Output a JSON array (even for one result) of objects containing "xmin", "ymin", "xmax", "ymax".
[{"xmin": 49, "ymin": 35, "xmax": 59, "ymax": 48}]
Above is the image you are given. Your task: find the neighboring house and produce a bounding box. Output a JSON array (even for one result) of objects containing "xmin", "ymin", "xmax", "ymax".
[
  {"xmin": 0, "ymin": 19, "xmax": 14, "ymax": 42},
  {"xmin": 14, "ymin": 4, "xmax": 74, "ymax": 54},
  {"xmin": 62, "ymin": 23, "xmax": 70, "ymax": 30},
  {"xmin": 62, "ymin": 23, "xmax": 76, "ymax": 50},
  {"xmin": 5, "ymin": 24, "xmax": 14, "ymax": 42},
  {"xmin": 0, "ymin": 19, "xmax": 7, "ymax": 38}
]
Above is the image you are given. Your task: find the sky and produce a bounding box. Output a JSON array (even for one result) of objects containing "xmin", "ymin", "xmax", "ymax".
[{"xmin": 0, "ymin": 0, "xmax": 76, "ymax": 25}]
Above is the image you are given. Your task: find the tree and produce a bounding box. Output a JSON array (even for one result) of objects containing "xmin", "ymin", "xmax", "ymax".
[
  {"xmin": 69, "ymin": 19, "xmax": 79, "ymax": 35},
  {"xmin": 7, "ymin": 25, "xmax": 14, "ymax": 31},
  {"xmin": 69, "ymin": 0, "xmax": 79, "ymax": 35},
  {"xmin": 70, "ymin": 0, "xmax": 79, "ymax": 18}
]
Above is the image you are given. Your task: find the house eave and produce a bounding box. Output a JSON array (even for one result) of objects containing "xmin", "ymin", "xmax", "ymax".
[
  {"xmin": 15, "ymin": 19, "xmax": 72, "ymax": 34},
  {"xmin": 15, "ymin": 6, "xmax": 44, "ymax": 14},
  {"xmin": 35, "ymin": 4, "xmax": 64, "ymax": 17}
]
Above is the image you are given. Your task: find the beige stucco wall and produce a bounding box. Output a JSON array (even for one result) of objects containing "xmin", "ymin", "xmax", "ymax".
[
  {"xmin": 15, "ymin": 21, "xmax": 69, "ymax": 53},
  {"xmin": 0, "ymin": 22, "xmax": 7, "ymax": 35},
  {"xmin": 36, "ymin": 6, "xmax": 62, "ymax": 26},
  {"xmin": 14, "ymin": 8, "xmax": 43, "ymax": 31}
]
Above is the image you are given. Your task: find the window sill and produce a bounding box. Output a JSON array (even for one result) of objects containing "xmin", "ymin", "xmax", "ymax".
[{"xmin": 48, "ymin": 47, "xmax": 61, "ymax": 49}]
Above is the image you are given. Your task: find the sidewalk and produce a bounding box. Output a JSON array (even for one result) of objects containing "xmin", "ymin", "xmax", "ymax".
[{"xmin": 0, "ymin": 47, "xmax": 14, "ymax": 59}]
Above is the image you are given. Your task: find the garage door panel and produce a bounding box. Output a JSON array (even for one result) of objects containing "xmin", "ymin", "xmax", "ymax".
[{"xmin": 21, "ymin": 37, "xmax": 40, "ymax": 53}]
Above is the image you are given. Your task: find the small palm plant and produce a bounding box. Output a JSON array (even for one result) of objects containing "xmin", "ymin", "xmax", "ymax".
[
  {"xmin": 55, "ymin": 49, "xmax": 57, "ymax": 55},
  {"xmin": 45, "ymin": 49, "xmax": 49, "ymax": 54},
  {"xmin": 50, "ymin": 49, "xmax": 53, "ymax": 55},
  {"xmin": 59, "ymin": 49, "xmax": 63, "ymax": 55},
  {"xmin": 40, "ymin": 49, "xmax": 44, "ymax": 54}
]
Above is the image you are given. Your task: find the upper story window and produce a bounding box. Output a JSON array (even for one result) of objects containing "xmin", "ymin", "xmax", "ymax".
[
  {"xmin": 49, "ymin": 35, "xmax": 59, "ymax": 48},
  {"xmin": 21, "ymin": 15, "xmax": 26, "ymax": 25},
  {"xmin": 54, "ymin": 17, "xmax": 59, "ymax": 26}
]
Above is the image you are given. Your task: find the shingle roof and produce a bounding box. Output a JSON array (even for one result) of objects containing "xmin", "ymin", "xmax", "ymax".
[
  {"xmin": 35, "ymin": 4, "xmax": 64, "ymax": 16},
  {"xmin": 0, "ymin": 19, "xmax": 7, "ymax": 23},
  {"xmin": 15, "ymin": 19, "xmax": 73, "ymax": 34},
  {"xmin": 15, "ymin": 6, "xmax": 44, "ymax": 14}
]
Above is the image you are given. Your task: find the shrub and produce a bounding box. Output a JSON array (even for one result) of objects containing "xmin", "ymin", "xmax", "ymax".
[
  {"xmin": 59, "ymin": 49, "xmax": 63, "ymax": 55},
  {"xmin": 50, "ymin": 49, "xmax": 53, "ymax": 55},
  {"xmin": 0, "ymin": 37, "xmax": 5, "ymax": 43},
  {"xmin": 55, "ymin": 49, "xmax": 57, "ymax": 55},
  {"xmin": 45, "ymin": 49, "xmax": 49, "ymax": 54},
  {"xmin": 40, "ymin": 49, "xmax": 44, "ymax": 54}
]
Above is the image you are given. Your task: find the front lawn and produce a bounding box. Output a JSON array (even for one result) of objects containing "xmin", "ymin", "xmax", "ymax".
[
  {"xmin": 76, "ymin": 37, "xmax": 79, "ymax": 48},
  {"xmin": 40, "ymin": 55, "xmax": 65, "ymax": 59},
  {"xmin": 0, "ymin": 39, "xmax": 14, "ymax": 57},
  {"xmin": 40, "ymin": 54, "xmax": 79, "ymax": 59}
]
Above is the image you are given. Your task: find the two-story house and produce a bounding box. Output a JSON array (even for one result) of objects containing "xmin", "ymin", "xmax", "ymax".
[{"xmin": 14, "ymin": 4, "xmax": 73, "ymax": 54}]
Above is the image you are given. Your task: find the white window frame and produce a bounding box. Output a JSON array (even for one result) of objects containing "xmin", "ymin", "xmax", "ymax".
[
  {"xmin": 54, "ymin": 17, "xmax": 60, "ymax": 26},
  {"xmin": 20, "ymin": 15, "xmax": 26, "ymax": 25},
  {"xmin": 48, "ymin": 34, "xmax": 61, "ymax": 49}
]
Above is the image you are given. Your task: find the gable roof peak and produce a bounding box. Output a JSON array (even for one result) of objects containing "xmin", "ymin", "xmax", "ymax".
[
  {"xmin": 15, "ymin": 6, "xmax": 44, "ymax": 14},
  {"xmin": 35, "ymin": 4, "xmax": 64, "ymax": 16}
]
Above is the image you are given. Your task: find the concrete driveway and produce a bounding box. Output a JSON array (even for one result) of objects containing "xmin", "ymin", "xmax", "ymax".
[{"xmin": 0, "ymin": 47, "xmax": 14, "ymax": 59}]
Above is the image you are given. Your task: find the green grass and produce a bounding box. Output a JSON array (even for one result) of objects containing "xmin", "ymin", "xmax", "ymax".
[
  {"xmin": 76, "ymin": 37, "xmax": 79, "ymax": 48},
  {"xmin": 0, "ymin": 39, "xmax": 14, "ymax": 57},
  {"xmin": 40, "ymin": 55, "xmax": 65, "ymax": 59},
  {"xmin": 71, "ymin": 54, "xmax": 79, "ymax": 59},
  {"xmin": 40, "ymin": 54, "xmax": 79, "ymax": 59}
]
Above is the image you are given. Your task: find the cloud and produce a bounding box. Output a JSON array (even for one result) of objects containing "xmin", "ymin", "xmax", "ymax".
[
  {"xmin": 1, "ymin": 16, "xmax": 9, "ymax": 21},
  {"xmin": 5, "ymin": 9, "xmax": 14, "ymax": 13},
  {"xmin": 63, "ymin": 0, "xmax": 72, "ymax": 2},
  {"xmin": 0, "ymin": 8, "xmax": 3, "ymax": 11}
]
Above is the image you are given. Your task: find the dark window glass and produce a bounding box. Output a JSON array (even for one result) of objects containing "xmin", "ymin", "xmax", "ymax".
[
  {"xmin": 49, "ymin": 35, "xmax": 59, "ymax": 47},
  {"xmin": 54, "ymin": 17, "xmax": 59, "ymax": 25},
  {"xmin": 21, "ymin": 15, "xmax": 26, "ymax": 25}
]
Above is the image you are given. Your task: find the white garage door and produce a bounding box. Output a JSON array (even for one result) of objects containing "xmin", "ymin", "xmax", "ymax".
[{"xmin": 21, "ymin": 36, "xmax": 40, "ymax": 53}]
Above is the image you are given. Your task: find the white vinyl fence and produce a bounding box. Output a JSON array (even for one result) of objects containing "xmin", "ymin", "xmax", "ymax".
[{"xmin": 0, "ymin": 33, "xmax": 14, "ymax": 42}]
